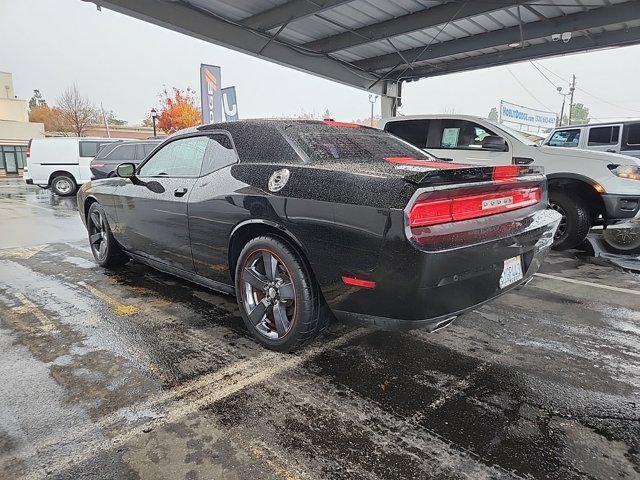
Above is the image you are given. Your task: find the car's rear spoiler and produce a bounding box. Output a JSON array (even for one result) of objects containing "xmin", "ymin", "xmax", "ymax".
[{"xmin": 383, "ymin": 158, "xmax": 545, "ymax": 187}]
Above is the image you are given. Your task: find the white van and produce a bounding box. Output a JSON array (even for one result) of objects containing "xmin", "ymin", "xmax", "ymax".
[
  {"xmin": 545, "ymin": 120, "xmax": 640, "ymax": 158},
  {"xmin": 24, "ymin": 137, "xmax": 121, "ymax": 196},
  {"xmin": 380, "ymin": 114, "xmax": 640, "ymax": 250}
]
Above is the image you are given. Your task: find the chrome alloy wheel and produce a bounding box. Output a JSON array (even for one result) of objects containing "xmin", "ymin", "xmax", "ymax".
[
  {"xmin": 54, "ymin": 177, "xmax": 73, "ymax": 195},
  {"xmin": 240, "ymin": 249, "xmax": 296, "ymax": 340},
  {"xmin": 549, "ymin": 202, "xmax": 568, "ymax": 240},
  {"xmin": 88, "ymin": 209, "xmax": 108, "ymax": 261}
]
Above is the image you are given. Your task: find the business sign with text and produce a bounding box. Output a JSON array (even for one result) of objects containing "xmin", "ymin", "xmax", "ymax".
[
  {"xmin": 221, "ymin": 86, "xmax": 238, "ymax": 121},
  {"xmin": 200, "ymin": 64, "xmax": 222, "ymax": 123},
  {"xmin": 500, "ymin": 100, "xmax": 557, "ymax": 130}
]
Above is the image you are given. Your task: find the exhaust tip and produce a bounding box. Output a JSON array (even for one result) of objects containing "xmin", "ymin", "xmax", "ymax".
[{"xmin": 428, "ymin": 316, "xmax": 457, "ymax": 333}]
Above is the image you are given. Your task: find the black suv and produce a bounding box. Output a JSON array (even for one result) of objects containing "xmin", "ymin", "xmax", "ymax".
[{"xmin": 90, "ymin": 140, "xmax": 161, "ymax": 179}]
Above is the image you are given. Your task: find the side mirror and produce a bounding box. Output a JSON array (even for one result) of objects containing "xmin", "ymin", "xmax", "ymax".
[
  {"xmin": 481, "ymin": 135, "xmax": 508, "ymax": 152},
  {"xmin": 116, "ymin": 163, "xmax": 136, "ymax": 178}
]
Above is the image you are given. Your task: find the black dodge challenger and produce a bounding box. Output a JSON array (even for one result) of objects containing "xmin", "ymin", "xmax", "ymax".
[{"xmin": 78, "ymin": 120, "xmax": 560, "ymax": 351}]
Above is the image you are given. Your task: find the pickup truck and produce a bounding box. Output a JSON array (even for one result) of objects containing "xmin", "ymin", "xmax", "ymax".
[{"xmin": 381, "ymin": 114, "xmax": 640, "ymax": 250}]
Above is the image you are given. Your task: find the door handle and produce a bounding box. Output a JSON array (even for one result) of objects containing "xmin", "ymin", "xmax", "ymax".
[
  {"xmin": 174, "ymin": 187, "xmax": 188, "ymax": 197},
  {"xmin": 439, "ymin": 158, "xmax": 454, "ymax": 162},
  {"xmin": 606, "ymin": 149, "xmax": 616, "ymax": 153}
]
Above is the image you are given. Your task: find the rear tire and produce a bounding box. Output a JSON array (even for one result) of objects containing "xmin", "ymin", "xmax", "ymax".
[
  {"xmin": 51, "ymin": 174, "xmax": 77, "ymax": 197},
  {"xmin": 87, "ymin": 202, "xmax": 128, "ymax": 268},
  {"xmin": 235, "ymin": 235, "xmax": 327, "ymax": 352},
  {"xmin": 549, "ymin": 191, "xmax": 592, "ymax": 251}
]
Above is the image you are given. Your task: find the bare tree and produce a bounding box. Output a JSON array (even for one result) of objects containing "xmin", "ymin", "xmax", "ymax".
[{"xmin": 56, "ymin": 85, "xmax": 97, "ymax": 136}]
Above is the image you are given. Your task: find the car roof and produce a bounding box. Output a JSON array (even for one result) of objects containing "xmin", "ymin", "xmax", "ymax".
[
  {"xmin": 173, "ymin": 119, "xmax": 376, "ymax": 136},
  {"xmin": 379, "ymin": 114, "xmax": 492, "ymax": 128},
  {"xmin": 550, "ymin": 119, "xmax": 640, "ymax": 130},
  {"xmin": 33, "ymin": 137, "xmax": 126, "ymax": 143}
]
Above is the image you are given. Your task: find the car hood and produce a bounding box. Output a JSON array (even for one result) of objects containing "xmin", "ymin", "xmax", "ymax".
[{"xmin": 538, "ymin": 146, "xmax": 640, "ymax": 165}]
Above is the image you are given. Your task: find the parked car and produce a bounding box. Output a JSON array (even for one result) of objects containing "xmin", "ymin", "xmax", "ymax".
[
  {"xmin": 545, "ymin": 120, "xmax": 640, "ymax": 158},
  {"xmin": 380, "ymin": 115, "xmax": 640, "ymax": 250},
  {"xmin": 90, "ymin": 140, "xmax": 162, "ymax": 179},
  {"xmin": 77, "ymin": 120, "xmax": 559, "ymax": 351},
  {"xmin": 24, "ymin": 137, "xmax": 122, "ymax": 196}
]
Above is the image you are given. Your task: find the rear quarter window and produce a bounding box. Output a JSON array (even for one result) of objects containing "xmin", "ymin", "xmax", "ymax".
[
  {"xmin": 286, "ymin": 124, "xmax": 430, "ymax": 163},
  {"xmin": 625, "ymin": 124, "xmax": 640, "ymax": 147},
  {"xmin": 79, "ymin": 141, "xmax": 111, "ymax": 157}
]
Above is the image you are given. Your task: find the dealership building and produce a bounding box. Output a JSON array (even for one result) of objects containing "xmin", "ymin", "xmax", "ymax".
[{"xmin": 0, "ymin": 72, "xmax": 44, "ymax": 176}]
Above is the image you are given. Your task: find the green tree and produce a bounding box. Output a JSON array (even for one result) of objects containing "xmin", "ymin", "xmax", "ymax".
[
  {"xmin": 101, "ymin": 109, "xmax": 127, "ymax": 126},
  {"xmin": 28, "ymin": 89, "xmax": 47, "ymax": 109},
  {"xmin": 487, "ymin": 107, "xmax": 499, "ymax": 122},
  {"xmin": 569, "ymin": 103, "xmax": 589, "ymax": 125}
]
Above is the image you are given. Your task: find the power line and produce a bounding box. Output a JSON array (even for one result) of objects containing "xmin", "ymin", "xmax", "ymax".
[
  {"xmin": 505, "ymin": 66, "xmax": 553, "ymax": 111},
  {"xmin": 532, "ymin": 61, "xmax": 640, "ymax": 115},
  {"xmin": 528, "ymin": 61, "xmax": 560, "ymax": 90}
]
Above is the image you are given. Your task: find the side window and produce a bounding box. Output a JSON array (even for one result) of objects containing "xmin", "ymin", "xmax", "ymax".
[
  {"xmin": 143, "ymin": 143, "xmax": 157, "ymax": 157},
  {"xmin": 588, "ymin": 126, "xmax": 620, "ymax": 146},
  {"xmin": 201, "ymin": 134, "xmax": 238, "ymax": 176},
  {"xmin": 106, "ymin": 144, "xmax": 136, "ymax": 161},
  {"xmin": 79, "ymin": 141, "xmax": 107, "ymax": 157},
  {"xmin": 547, "ymin": 129, "xmax": 581, "ymax": 147},
  {"xmin": 430, "ymin": 120, "xmax": 495, "ymax": 149},
  {"xmin": 384, "ymin": 120, "xmax": 429, "ymax": 148},
  {"xmin": 625, "ymin": 124, "xmax": 640, "ymax": 147},
  {"xmin": 138, "ymin": 136, "xmax": 208, "ymax": 177}
]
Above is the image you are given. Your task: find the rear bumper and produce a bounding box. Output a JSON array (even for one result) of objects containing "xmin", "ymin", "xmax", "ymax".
[
  {"xmin": 326, "ymin": 208, "xmax": 560, "ymax": 330},
  {"xmin": 602, "ymin": 194, "xmax": 640, "ymax": 222}
]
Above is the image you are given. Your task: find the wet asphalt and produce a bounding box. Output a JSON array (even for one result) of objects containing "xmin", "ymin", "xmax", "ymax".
[{"xmin": 0, "ymin": 176, "xmax": 638, "ymax": 480}]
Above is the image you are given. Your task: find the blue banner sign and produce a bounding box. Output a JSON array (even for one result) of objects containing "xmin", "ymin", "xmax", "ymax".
[
  {"xmin": 500, "ymin": 100, "xmax": 557, "ymax": 130},
  {"xmin": 221, "ymin": 87, "xmax": 238, "ymax": 121}
]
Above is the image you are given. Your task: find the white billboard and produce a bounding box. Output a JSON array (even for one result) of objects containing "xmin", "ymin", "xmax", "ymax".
[{"xmin": 499, "ymin": 100, "xmax": 557, "ymax": 131}]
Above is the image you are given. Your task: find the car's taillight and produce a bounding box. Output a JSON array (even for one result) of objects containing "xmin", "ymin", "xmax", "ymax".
[
  {"xmin": 91, "ymin": 162, "xmax": 105, "ymax": 168},
  {"xmin": 26, "ymin": 139, "xmax": 31, "ymax": 158},
  {"xmin": 408, "ymin": 186, "xmax": 541, "ymax": 228}
]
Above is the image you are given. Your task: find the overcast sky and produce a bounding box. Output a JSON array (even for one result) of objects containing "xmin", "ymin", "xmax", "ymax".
[{"xmin": 2, "ymin": 0, "xmax": 640, "ymax": 125}]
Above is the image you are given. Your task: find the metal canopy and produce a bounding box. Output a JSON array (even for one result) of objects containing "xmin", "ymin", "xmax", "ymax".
[{"xmin": 93, "ymin": 0, "xmax": 640, "ymax": 114}]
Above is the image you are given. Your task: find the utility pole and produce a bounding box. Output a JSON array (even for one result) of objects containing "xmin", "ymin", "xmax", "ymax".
[
  {"xmin": 101, "ymin": 103, "xmax": 111, "ymax": 138},
  {"xmin": 368, "ymin": 94, "xmax": 378, "ymax": 127},
  {"xmin": 568, "ymin": 74, "xmax": 576, "ymax": 125}
]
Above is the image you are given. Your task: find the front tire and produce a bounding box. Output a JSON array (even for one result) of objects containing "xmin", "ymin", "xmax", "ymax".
[
  {"xmin": 235, "ymin": 235, "xmax": 327, "ymax": 352},
  {"xmin": 51, "ymin": 174, "xmax": 77, "ymax": 197},
  {"xmin": 87, "ymin": 202, "xmax": 128, "ymax": 268},
  {"xmin": 549, "ymin": 191, "xmax": 592, "ymax": 251}
]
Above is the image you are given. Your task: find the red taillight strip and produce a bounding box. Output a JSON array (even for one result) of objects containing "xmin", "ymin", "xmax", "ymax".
[
  {"xmin": 409, "ymin": 187, "xmax": 541, "ymax": 228},
  {"xmin": 492, "ymin": 165, "xmax": 520, "ymax": 180},
  {"xmin": 342, "ymin": 276, "xmax": 376, "ymax": 289}
]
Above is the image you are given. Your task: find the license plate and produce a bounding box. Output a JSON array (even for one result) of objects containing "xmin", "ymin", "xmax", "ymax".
[{"xmin": 499, "ymin": 255, "xmax": 523, "ymax": 289}]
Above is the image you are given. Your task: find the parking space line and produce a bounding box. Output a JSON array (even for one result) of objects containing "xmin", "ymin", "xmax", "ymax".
[
  {"xmin": 11, "ymin": 293, "xmax": 58, "ymax": 333},
  {"xmin": 78, "ymin": 281, "xmax": 140, "ymax": 315},
  {"xmin": 534, "ymin": 273, "xmax": 640, "ymax": 296},
  {"xmin": 7, "ymin": 327, "xmax": 370, "ymax": 480}
]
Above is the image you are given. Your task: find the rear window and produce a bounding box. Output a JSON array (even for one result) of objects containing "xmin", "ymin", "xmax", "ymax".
[
  {"xmin": 285, "ymin": 124, "xmax": 430, "ymax": 163},
  {"xmin": 80, "ymin": 141, "xmax": 111, "ymax": 157},
  {"xmin": 385, "ymin": 120, "xmax": 429, "ymax": 148}
]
